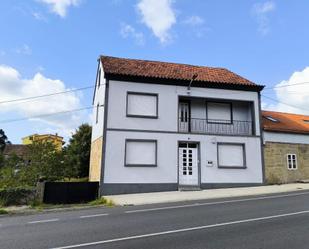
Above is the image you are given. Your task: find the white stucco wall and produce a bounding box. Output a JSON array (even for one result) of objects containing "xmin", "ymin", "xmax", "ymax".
[
  {"xmin": 91, "ymin": 62, "xmax": 106, "ymax": 142},
  {"xmin": 106, "ymin": 80, "xmax": 261, "ymax": 135},
  {"xmin": 263, "ymin": 131, "xmax": 309, "ymax": 144},
  {"xmin": 104, "ymin": 130, "xmax": 263, "ymax": 184}
]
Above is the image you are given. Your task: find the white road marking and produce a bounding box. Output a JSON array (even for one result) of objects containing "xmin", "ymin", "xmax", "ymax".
[
  {"xmin": 80, "ymin": 213, "xmax": 109, "ymax": 219},
  {"xmin": 28, "ymin": 218, "xmax": 59, "ymax": 224},
  {"xmin": 50, "ymin": 209, "xmax": 309, "ymax": 249},
  {"xmin": 125, "ymin": 191, "xmax": 309, "ymax": 213}
]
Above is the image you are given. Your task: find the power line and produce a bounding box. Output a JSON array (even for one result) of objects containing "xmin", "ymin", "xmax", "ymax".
[
  {"xmin": 0, "ymin": 105, "xmax": 103, "ymax": 124},
  {"xmin": 264, "ymin": 81, "xmax": 309, "ymax": 90},
  {"xmin": 261, "ymin": 94, "xmax": 309, "ymax": 112},
  {"xmin": 0, "ymin": 85, "xmax": 97, "ymax": 105}
]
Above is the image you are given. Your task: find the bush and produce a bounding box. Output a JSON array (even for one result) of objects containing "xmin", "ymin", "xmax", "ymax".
[
  {"xmin": 0, "ymin": 187, "xmax": 35, "ymax": 206},
  {"xmin": 0, "ymin": 209, "xmax": 8, "ymax": 214}
]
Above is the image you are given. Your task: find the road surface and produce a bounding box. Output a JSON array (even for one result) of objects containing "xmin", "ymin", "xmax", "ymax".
[{"xmin": 1, "ymin": 190, "xmax": 309, "ymax": 249}]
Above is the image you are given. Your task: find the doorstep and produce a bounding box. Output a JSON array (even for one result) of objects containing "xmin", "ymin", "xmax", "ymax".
[{"xmin": 104, "ymin": 183, "xmax": 309, "ymax": 206}]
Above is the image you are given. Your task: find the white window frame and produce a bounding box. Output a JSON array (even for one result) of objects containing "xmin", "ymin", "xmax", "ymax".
[
  {"xmin": 287, "ymin": 154, "xmax": 297, "ymax": 170},
  {"xmin": 124, "ymin": 139, "xmax": 157, "ymax": 167},
  {"xmin": 217, "ymin": 143, "xmax": 246, "ymax": 169},
  {"xmin": 126, "ymin": 92, "xmax": 158, "ymax": 118}
]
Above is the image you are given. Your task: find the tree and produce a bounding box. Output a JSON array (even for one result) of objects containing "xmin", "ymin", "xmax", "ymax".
[
  {"xmin": 25, "ymin": 141, "xmax": 64, "ymax": 184},
  {"xmin": 0, "ymin": 129, "xmax": 10, "ymax": 152},
  {"xmin": 64, "ymin": 124, "xmax": 92, "ymax": 178}
]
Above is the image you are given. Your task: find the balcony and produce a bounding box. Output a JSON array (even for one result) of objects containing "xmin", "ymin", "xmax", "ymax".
[{"xmin": 178, "ymin": 118, "xmax": 253, "ymax": 135}]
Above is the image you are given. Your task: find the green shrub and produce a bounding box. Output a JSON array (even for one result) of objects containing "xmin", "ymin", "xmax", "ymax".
[
  {"xmin": 89, "ymin": 197, "xmax": 115, "ymax": 207},
  {"xmin": 0, "ymin": 187, "xmax": 35, "ymax": 206},
  {"xmin": 0, "ymin": 209, "xmax": 8, "ymax": 215},
  {"xmin": 89, "ymin": 197, "xmax": 107, "ymax": 206}
]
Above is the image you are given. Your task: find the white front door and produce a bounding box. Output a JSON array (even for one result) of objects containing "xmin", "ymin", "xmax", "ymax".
[{"xmin": 178, "ymin": 143, "xmax": 199, "ymax": 186}]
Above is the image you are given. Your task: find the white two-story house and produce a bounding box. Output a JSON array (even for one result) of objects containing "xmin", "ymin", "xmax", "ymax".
[{"xmin": 89, "ymin": 56, "xmax": 265, "ymax": 195}]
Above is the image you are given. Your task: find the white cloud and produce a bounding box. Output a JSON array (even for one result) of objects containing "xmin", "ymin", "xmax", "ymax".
[
  {"xmin": 0, "ymin": 65, "xmax": 86, "ymax": 136},
  {"xmin": 182, "ymin": 15, "xmax": 209, "ymax": 38},
  {"xmin": 120, "ymin": 23, "xmax": 145, "ymax": 45},
  {"xmin": 183, "ymin": 15, "xmax": 204, "ymax": 26},
  {"xmin": 265, "ymin": 67, "xmax": 309, "ymax": 115},
  {"xmin": 15, "ymin": 44, "xmax": 32, "ymax": 55},
  {"xmin": 137, "ymin": 0, "xmax": 176, "ymax": 44},
  {"xmin": 252, "ymin": 1, "xmax": 275, "ymax": 35},
  {"xmin": 32, "ymin": 11, "xmax": 47, "ymax": 21},
  {"xmin": 38, "ymin": 0, "xmax": 81, "ymax": 18}
]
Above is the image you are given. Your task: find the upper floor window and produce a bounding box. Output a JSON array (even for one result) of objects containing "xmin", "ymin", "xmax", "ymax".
[
  {"xmin": 207, "ymin": 102, "xmax": 232, "ymax": 124},
  {"xmin": 126, "ymin": 92, "xmax": 158, "ymax": 118},
  {"xmin": 97, "ymin": 68, "xmax": 101, "ymax": 88},
  {"xmin": 96, "ymin": 103, "xmax": 99, "ymax": 124},
  {"xmin": 287, "ymin": 154, "xmax": 297, "ymax": 170},
  {"xmin": 265, "ymin": 116, "xmax": 279, "ymax": 122}
]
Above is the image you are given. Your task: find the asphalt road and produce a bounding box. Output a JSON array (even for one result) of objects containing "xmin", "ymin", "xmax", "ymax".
[{"xmin": 1, "ymin": 190, "xmax": 309, "ymax": 249}]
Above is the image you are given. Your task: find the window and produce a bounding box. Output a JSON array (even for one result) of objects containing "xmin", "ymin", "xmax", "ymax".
[
  {"xmin": 218, "ymin": 143, "xmax": 246, "ymax": 168},
  {"xmin": 265, "ymin": 116, "xmax": 279, "ymax": 122},
  {"xmin": 287, "ymin": 154, "xmax": 297, "ymax": 170},
  {"xmin": 303, "ymin": 119, "xmax": 309, "ymax": 124},
  {"xmin": 97, "ymin": 68, "xmax": 101, "ymax": 88},
  {"xmin": 207, "ymin": 102, "xmax": 232, "ymax": 123},
  {"xmin": 125, "ymin": 139, "xmax": 157, "ymax": 166},
  {"xmin": 96, "ymin": 103, "xmax": 99, "ymax": 124},
  {"xmin": 126, "ymin": 92, "xmax": 158, "ymax": 118}
]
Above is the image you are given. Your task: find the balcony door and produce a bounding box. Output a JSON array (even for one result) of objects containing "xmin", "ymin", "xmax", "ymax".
[{"xmin": 179, "ymin": 101, "xmax": 190, "ymax": 132}]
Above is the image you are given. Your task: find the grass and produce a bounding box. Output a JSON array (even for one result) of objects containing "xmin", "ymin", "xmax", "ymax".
[
  {"xmin": 0, "ymin": 209, "xmax": 8, "ymax": 215},
  {"xmin": 89, "ymin": 197, "xmax": 115, "ymax": 207}
]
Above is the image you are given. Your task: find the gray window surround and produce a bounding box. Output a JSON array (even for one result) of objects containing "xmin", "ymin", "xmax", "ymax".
[
  {"xmin": 124, "ymin": 139, "xmax": 158, "ymax": 167},
  {"xmin": 206, "ymin": 101, "xmax": 233, "ymax": 124},
  {"xmin": 97, "ymin": 68, "xmax": 101, "ymax": 88},
  {"xmin": 217, "ymin": 142, "xmax": 247, "ymax": 169},
  {"xmin": 95, "ymin": 103, "xmax": 99, "ymax": 124},
  {"xmin": 126, "ymin": 92, "xmax": 159, "ymax": 119}
]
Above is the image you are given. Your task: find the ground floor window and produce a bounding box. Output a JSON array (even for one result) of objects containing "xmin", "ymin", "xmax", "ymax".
[
  {"xmin": 217, "ymin": 143, "xmax": 246, "ymax": 168},
  {"xmin": 287, "ymin": 154, "xmax": 297, "ymax": 170},
  {"xmin": 125, "ymin": 139, "xmax": 157, "ymax": 167}
]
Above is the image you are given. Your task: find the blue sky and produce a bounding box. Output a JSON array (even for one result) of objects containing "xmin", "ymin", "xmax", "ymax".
[{"xmin": 1, "ymin": 0, "xmax": 309, "ymax": 143}]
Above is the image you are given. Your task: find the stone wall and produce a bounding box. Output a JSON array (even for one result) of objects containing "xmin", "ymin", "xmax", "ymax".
[
  {"xmin": 89, "ymin": 137, "xmax": 103, "ymax": 182},
  {"xmin": 264, "ymin": 142, "xmax": 309, "ymax": 184}
]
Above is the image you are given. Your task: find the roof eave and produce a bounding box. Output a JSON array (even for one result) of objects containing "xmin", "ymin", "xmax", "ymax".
[{"xmin": 105, "ymin": 73, "xmax": 264, "ymax": 92}]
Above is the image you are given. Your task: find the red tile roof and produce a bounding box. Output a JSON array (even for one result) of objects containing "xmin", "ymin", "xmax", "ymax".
[
  {"xmin": 3, "ymin": 144, "xmax": 29, "ymax": 158},
  {"xmin": 262, "ymin": 110, "xmax": 309, "ymax": 134},
  {"xmin": 101, "ymin": 56, "xmax": 263, "ymax": 90}
]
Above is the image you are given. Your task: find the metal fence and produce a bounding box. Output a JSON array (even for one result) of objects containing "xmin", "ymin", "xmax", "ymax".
[
  {"xmin": 179, "ymin": 118, "xmax": 253, "ymax": 135},
  {"xmin": 43, "ymin": 182, "xmax": 99, "ymax": 204}
]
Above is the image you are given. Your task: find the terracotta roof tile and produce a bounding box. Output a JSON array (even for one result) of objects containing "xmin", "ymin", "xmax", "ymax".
[
  {"xmin": 262, "ymin": 110, "xmax": 309, "ymax": 134},
  {"xmin": 3, "ymin": 144, "xmax": 29, "ymax": 158},
  {"xmin": 101, "ymin": 56, "xmax": 263, "ymax": 89}
]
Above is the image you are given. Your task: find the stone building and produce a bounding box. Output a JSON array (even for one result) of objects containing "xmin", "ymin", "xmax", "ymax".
[{"xmin": 262, "ymin": 111, "xmax": 309, "ymax": 184}]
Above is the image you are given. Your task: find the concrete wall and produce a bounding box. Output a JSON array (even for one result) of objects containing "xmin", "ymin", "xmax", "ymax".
[
  {"xmin": 107, "ymin": 80, "xmax": 261, "ymax": 135},
  {"xmin": 91, "ymin": 62, "xmax": 106, "ymax": 142},
  {"xmin": 264, "ymin": 142, "xmax": 309, "ymax": 183},
  {"xmin": 104, "ymin": 130, "xmax": 263, "ymax": 184},
  {"xmin": 90, "ymin": 61, "xmax": 105, "ymax": 180},
  {"xmin": 264, "ymin": 131, "xmax": 309, "ymax": 145},
  {"xmin": 96, "ymin": 79, "xmax": 263, "ymax": 194}
]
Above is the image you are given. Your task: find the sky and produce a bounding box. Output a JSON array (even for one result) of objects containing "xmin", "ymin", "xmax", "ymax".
[{"xmin": 1, "ymin": 0, "xmax": 309, "ymax": 144}]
